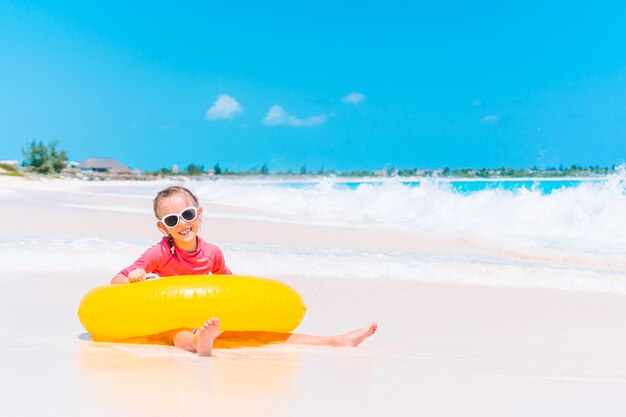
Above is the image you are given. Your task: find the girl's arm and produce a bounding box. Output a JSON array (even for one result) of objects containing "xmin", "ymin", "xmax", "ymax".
[
  {"xmin": 212, "ymin": 247, "xmax": 232, "ymax": 275},
  {"xmin": 111, "ymin": 273, "xmax": 129, "ymax": 284},
  {"xmin": 111, "ymin": 269, "xmax": 147, "ymax": 284},
  {"xmin": 112, "ymin": 241, "xmax": 163, "ymax": 284}
]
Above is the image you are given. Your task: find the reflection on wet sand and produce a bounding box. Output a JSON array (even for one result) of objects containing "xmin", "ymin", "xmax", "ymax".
[{"xmin": 76, "ymin": 337, "xmax": 302, "ymax": 417}]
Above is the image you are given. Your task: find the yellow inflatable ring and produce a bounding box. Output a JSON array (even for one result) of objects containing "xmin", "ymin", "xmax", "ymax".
[{"xmin": 78, "ymin": 275, "xmax": 307, "ymax": 341}]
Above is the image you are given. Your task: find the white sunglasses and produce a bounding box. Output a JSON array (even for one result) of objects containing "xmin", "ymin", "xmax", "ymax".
[{"xmin": 159, "ymin": 206, "xmax": 198, "ymax": 228}]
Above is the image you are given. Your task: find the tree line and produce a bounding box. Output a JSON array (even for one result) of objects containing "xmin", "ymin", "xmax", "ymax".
[{"xmin": 16, "ymin": 140, "xmax": 621, "ymax": 178}]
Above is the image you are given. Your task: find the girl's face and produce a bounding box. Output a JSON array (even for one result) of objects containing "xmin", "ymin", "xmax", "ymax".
[{"xmin": 155, "ymin": 192, "xmax": 203, "ymax": 251}]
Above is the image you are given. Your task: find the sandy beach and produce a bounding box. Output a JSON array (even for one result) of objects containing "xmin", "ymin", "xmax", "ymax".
[{"xmin": 1, "ymin": 176, "xmax": 626, "ymax": 416}]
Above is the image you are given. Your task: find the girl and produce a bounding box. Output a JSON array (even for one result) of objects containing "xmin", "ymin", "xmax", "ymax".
[{"xmin": 112, "ymin": 185, "xmax": 377, "ymax": 356}]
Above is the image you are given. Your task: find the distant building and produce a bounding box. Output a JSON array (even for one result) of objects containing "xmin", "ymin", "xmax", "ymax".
[
  {"xmin": 78, "ymin": 158, "xmax": 131, "ymax": 174},
  {"xmin": 374, "ymin": 168, "xmax": 399, "ymax": 177}
]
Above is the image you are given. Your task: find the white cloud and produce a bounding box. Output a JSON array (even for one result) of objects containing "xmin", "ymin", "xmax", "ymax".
[
  {"xmin": 262, "ymin": 105, "xmax": 326, "ymax": 127},
  {"xmin": 342, "ymin": 92, "xmax": 367, "ymax": 104},
  {"xmin": 206, "ymin": 94, "xmax": 243, "ymax": 120},
  {"xmin": 482, "ymin": 115, "xmax": 498, "ymax": 123}
]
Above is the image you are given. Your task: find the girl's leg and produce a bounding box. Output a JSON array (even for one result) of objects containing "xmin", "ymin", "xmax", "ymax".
[
  {"xmin": 219, "ymin": 322, "xmax": 378, "ymax": 347},
  {"xmin": 171, "ymin": 320, "xmax": 377, "ymax": 355},
  {"xmin": 285, "ymin": 322, "xmax": 377, "ymax": 346},
  {"xmin": 173, "ymin": 318, "xmax": 222, "ymax": 356}
]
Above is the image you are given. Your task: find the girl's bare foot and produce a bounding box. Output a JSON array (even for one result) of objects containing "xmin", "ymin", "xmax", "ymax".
[
  {"xmin": 336, "ymin": 322, "xmax": 378, "ymax": 347},
  {"xmin": 195, "ymin": 318, "xmax": 220, "ymax": 356}
]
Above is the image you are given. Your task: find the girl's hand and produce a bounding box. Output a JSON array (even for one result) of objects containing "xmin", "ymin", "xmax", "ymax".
[{"xmin": 128, "ymin": 269, "xmax": 147, "ymax": 283}]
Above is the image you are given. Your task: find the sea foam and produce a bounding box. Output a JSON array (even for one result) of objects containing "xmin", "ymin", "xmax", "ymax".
[{"xmin": 191, "ymin": 174, "xmax": 626, "ymax": 257}]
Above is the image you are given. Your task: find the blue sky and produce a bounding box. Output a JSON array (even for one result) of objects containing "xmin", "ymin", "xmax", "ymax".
[{"xmin": 1, "ymin": 1, "xmax": 626, "ymax": 171}]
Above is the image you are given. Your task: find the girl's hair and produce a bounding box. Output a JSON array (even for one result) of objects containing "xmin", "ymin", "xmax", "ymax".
[
  {"xmin": 153, "ymin": 186, "xmax": 200, "ymax": 255},
  {"xmin": 153, "ymin": 186, "xmax": 200, "ymax": 218}
]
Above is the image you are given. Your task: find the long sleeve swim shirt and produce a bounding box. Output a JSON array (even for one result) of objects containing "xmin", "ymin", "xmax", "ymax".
[{"xmin": 119, "ymin": 236, "xmax": 232, "ymax": 277}]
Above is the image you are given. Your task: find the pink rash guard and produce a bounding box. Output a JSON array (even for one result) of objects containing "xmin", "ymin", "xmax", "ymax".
[{"xmin": 119, "ymin": 236, "xmax": 232, "ymax": 277}]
